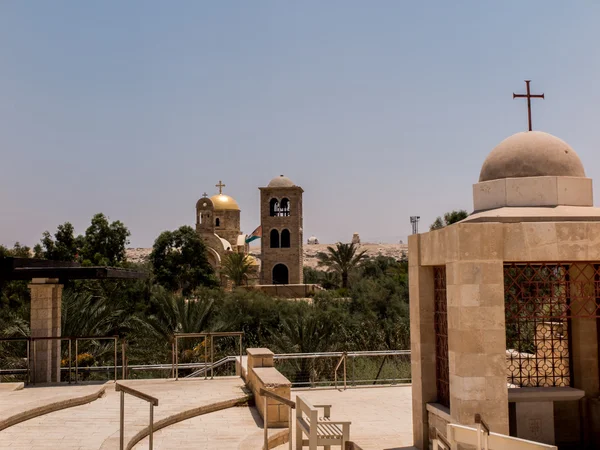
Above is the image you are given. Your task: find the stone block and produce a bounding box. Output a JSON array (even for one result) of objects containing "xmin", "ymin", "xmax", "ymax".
[
  {"xmin": 514, "ymin": 401, "xmax": 555, "ymax": 445},
  {"xmin": 557, "ymin": 176, "xmax": 593, "ymax": 206},
  {"xmin": 506, "ymin": 176, "xmax": 558, "ymax": 207},
  {"xmin": 473, "ymin": 179, "xmax": 507, "ymax": 211}
]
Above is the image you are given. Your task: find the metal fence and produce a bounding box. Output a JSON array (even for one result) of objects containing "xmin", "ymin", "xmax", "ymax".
[{"xmin": 274, "ymin": 350, "xmax": 411, "ymax": 388}]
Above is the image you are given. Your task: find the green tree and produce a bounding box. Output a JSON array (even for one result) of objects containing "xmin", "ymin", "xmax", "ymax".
[
  {"xmin": 316, "ymin": 243, "xmax": 368, "ymax": 289},
  {"xmin": 430, "ymin": 209, "xmax": 469, "ymax": 230},
  {"xmin": 150, "ymin": 226, "xmax": 216, "ymax": 294},
  {"xmin": 81, "ymin": 213, "xmax": 130, "ymax": 266},
  {"xmin": 34, "ymin": 222, "xmax": 83, "ymax": 261},
  {"xmin": 221, "ymin": 253, "xmax": 253, "ymax": 287}
]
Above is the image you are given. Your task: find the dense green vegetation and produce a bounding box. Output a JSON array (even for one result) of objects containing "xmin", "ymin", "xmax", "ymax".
[{"xmin": 0, "ymin": 215, "xmax": 411, "ymax": 384}]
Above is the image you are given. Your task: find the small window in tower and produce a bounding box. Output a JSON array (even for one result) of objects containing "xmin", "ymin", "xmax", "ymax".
[
  {"xmin": 281, "ymin": 229, "xmax": 291, "ymax": 248},
  {"xmin": 279, "ymin": 198, "xmax": 291, "ymax": 217},
  {"xmin": 199, "ymin": 213, "xmax": 203, "ymax": 225},
  {"xmin": 270, "ymin": 229, "xmax": 280, "ymax": 248},
  {"xmin": 270, "ymin": 198, "xmax": 279, "ymax": 217},
  {"xmin": 216, "ymin": 218, "xmax": 220, "ymax": 227}
]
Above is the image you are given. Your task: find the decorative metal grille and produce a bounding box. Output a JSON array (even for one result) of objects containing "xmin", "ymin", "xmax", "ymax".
[
  {"xmin": 505, "ymin": 262, "xmax": 600, "ymax": 388},
  {"xmin": 434, "ymin": 266, "xmax": 450, "ymax": 407}
]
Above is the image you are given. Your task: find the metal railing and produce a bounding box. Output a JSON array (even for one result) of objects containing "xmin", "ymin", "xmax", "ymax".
[
  {"xmin": 0, "ymin": 335, "xmax": 120, "ymax": 384},
  {"xmin": 334, "ymin": 352, "xmax": 347, "ymax": 390},
  {"xmin": 274, "ymin": 350, "xmax": 410, "ymax": 388},
  {"xmin": 184, "ymin": 356, "xmax": 237, "ymax": 378},
  {"xmin": 115, "ymin": 382, "xmax": 159, "ymax": 450},
  {"xmin": 260, "ymin": 388, "xmax": 295, "ymax": 450},
  {"xmin": 173, "ymin": 332, "xmax": 243, "ymax": 380},
  {"xmin": 0, "ymin": 338, "xmax": 30, "ymax": 383}
]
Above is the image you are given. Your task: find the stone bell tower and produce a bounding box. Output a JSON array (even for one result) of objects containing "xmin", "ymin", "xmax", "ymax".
[{"xmin": 259, "ymin": 175, "xmax": 303, "ymax": 285}]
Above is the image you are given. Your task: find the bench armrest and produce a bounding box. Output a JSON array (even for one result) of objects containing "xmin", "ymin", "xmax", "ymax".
[{"xmin": 313, "ymin": 404, "xmax": 332, "ymax": 418}]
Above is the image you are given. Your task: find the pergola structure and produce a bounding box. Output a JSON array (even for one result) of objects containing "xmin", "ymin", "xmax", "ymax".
[{"xmin": 0, "ymin": 257, "xmax": 146, "ymax": 383}]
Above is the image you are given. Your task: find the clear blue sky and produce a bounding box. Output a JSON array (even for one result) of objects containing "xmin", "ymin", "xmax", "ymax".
[{"xmin": 2, "ymin": 2, "xmax": 600, "ymax": 247}]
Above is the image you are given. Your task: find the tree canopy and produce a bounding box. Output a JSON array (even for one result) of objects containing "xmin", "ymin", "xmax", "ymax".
[
  {"xmin": 150, "ymin": 226, "xmax": 216, "ymax": 294},
  {"xmin": 316, "ymin": 242, "xmax": 368, "ymax": 289},
  {"xmin": 430, "ymin": 209, "xmax": 469, "ymax": 230},
  {"xmin": 221, "ymin": 253, "xmax": 253, "ymax": 287}
]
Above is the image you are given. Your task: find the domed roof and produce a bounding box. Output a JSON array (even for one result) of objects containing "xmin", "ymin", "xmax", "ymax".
[
  {"xmin": 268, "ymin": 175, "xmax": 295, "ymax": 187},
  {"xmin": 479, "ymin": 131, "xmax": 586, "ymax": 182},
  {"xmin": 210, "ymin": 194, "xmax": 240, "ymax": 211}
]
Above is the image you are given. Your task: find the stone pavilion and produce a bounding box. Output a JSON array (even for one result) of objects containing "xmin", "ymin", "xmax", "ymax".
[{"xmin": 410, "ymin": 130, "xmax": 600, "ymax": 449}]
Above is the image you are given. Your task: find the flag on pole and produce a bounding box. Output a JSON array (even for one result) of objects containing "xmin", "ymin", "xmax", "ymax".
[{"xmin": 245, "ymin": 225, "xmax": 262, "ymax": 244}]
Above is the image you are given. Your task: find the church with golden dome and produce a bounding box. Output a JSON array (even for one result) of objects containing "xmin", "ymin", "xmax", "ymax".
[
  {"xmin": 195, "ymin": 177, "xmax": 307, "ymax": 290},
  {"xmin": 195, "ymin": 181, "xmax": 259, "ymax": 284}
]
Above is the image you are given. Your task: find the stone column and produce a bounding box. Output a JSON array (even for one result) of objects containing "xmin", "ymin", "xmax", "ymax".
[
  {"xmin": 568, "ymin": 263, "xmax": 600, "ymax": 446},
  {"xmin": 408, "ymin": 235, "xmax": 437, "ymax": 449},
  {"xmin": 446, "ymin": 258, "xmax": 508, "ymax": 434},
  {"xmin": 29, "ymin": 278, "xmax": 63, "ymax": 383}
]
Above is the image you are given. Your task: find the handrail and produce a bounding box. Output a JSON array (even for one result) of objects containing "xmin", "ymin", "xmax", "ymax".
[
  {"xmin": 115, "ymin": 382, "xmax": 159, "ymax": 450},
  {"xmin": 274, "ymin": 349, "xmax": 409, "ymax": 359},
  {"xmin": 474, "ymin": 414, "xmax": 490, "ymax": 450},
  {"xmin": 184, "ymin": 355, "xmax": 236, "ymax": 378},
  {"xmin": 260, "ymin": 388, "xmax": 294, "ymax": 450},
  {"xmin": 334, "ymin": 352, "xmax": 347, "ymax": 390},
  {"xmin": 259, "ymin": 387, "xmax": 296, "ymax": 408},
  {"xmin": 173, "ymin": 332, "xmax": 244, "ymax": 381}
]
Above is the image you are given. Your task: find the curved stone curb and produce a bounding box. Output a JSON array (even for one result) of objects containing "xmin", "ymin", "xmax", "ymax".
[
  {"xmin": 126, "ymin": 394, "xmax": 253, "ymax": 450},
  {"xmin": 0, "ymin": 385, "xmax": 106, "ymax": 431}
]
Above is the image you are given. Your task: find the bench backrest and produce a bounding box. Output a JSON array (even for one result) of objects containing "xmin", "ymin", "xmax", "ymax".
[{"xmin": 296, "ymin": 395, "xmax": 318, "ymax": 425}]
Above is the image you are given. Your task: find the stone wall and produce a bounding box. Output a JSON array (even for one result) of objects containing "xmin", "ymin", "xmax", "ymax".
[{"xmin": 246, "ymin": 348, "xmax": 292, "ymax": 428}]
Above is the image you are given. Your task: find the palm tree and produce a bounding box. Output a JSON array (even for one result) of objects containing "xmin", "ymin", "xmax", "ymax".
[
  {"xmin": 221, "ymin": 253, "xmax": 253, "ymax": 287},
  {"xmin": 316, "ymin": 243, "xmax": 368, "ymax": 289}
]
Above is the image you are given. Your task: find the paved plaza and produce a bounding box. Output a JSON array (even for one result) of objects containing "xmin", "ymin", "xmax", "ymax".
[
  {"xmin": 279, "ymin": 386, "xmax": 414, "ymax": 450},
  {"xmin": 0, "ymin": 378, "xmax": 415, "ymax": 449}
]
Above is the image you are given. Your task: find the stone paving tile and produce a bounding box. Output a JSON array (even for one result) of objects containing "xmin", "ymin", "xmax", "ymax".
[
  {"xmin": 275, "ymin": 385, "xmax": 414, "ymax": 450},
  {"xmin": 0, "ymin": 377, "xmax": 248, "ymax": 450},
  {"xmin": 133, "ymin": 406, "xmax": 272, "ymax": 449},
  {"xmin": 0, "ymin": 382, "xmax": 106, "ymax": 426}
]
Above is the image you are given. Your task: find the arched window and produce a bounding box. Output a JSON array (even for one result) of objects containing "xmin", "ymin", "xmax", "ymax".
[
  {"xmin": 279, "ymin": 198, "xmax": 291, "ymax": 217},
  {"xmin": 270, "ymin": 198, "xmax": 279, "ymax": 217},
  {"xmin": 270, "ymin": 229, "xmax": 280, "ymax": 248},
  {"xmin": 272, "ymin": 264, "xmax": 289, "ymax": 284},
  {"xmin": 216, "ymin": 218, "xmax": 220, "ymax": 227},
  {"xmin": 199, "ymin": 213, "xmax": 203, "ymax": 224},
  {"xmin": 281, "ymin": 229, "xmax": 291, "ymax": 248}
]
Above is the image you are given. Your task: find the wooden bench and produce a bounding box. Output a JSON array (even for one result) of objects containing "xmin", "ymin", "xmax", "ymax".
[{"xmin": 295, "ymin": 395, "xmax": 351, "ymax": 449}]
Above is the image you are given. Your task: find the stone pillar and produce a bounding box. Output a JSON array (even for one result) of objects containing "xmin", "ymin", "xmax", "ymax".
[
  {"xmin": 408, "ymin": 235, "xmax": 437, "ymax": 450},
  {"xmin": 446, "ymin": 258, "xmax": 509, "ymax": 435},
  {"xmin": 569, "ymin": 263, "xmax": 600, "ymax": 446},
  {"xmin": 29, "ymin": 278, "xmax": 63, "ymax": 383}
]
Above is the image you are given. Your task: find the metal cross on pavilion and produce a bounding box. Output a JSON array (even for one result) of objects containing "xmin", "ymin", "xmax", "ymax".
[
  {"xmin": 215, "ymin": 180, "xmax": 226, "ymax": 194},
  {"xmin": 513, "ymin": 80, "xmax": 544, "ymax": 131}
]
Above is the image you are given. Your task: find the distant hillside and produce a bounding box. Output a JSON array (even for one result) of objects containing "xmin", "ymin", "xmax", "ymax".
[{"xmin": 126, "ymin": 243, "xmax": 408, "ymax": 268}]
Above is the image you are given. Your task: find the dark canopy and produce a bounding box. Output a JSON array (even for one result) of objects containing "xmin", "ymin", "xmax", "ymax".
[{"xmin": 0, "ymin": 258, "xmax": 147, "ymax": 281}]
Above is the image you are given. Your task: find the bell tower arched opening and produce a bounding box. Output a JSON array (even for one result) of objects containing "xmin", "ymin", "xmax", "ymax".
[{"xmin": 272, "ymin": 264, "xmax": 289, "ymax": 284}]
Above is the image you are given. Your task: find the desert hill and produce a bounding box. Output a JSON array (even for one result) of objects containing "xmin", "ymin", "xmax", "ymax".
[{"xmin": 126, "ymin": 243, "xmax": 408, "ymax": 268}]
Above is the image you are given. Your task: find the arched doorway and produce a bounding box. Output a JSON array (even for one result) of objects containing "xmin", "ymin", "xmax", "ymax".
[{"xmin": 272, "ymin": 264, "xmax": 289, "ymax": 284}]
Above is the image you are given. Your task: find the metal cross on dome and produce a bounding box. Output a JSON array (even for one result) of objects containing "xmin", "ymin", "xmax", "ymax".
[
  {"xmin": 513, "ymin": 80, "xmax": 545, "ymax": 131},
  {"xmin": 215, "ymin": 180, "xmax": 226, "ymax": 194}
]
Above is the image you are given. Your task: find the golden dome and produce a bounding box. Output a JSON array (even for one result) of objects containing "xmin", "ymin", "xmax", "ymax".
[{"xmin": 210, "ymin": 194, "xmax": 240, "ymax": 211}]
